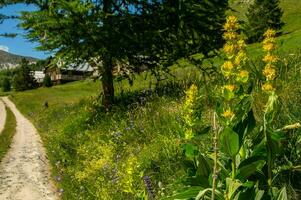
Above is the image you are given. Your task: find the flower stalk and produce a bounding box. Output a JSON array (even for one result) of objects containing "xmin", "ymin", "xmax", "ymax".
[
  {"xmin": 261, "ymin": 29, "xmax": 278, "ymax": 190},
  {"xmin": 211, "ymin": 111, "xmax": 218, "ymax": 200}
]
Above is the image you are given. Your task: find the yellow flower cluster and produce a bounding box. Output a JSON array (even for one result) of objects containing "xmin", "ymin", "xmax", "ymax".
[
  {"xmin": 263, "ymin": 65, "xmax": 276, "ymax": 80},
  {"xmin": 222, "ymin": 108, "xmax": 235, "ymax": 119},
  {"xmin": 221, "ymin": 16, "xmax": 249, "ymax": 120},
  {"xmin": 223, "ymin": 16, "xmax": 239, "ymax": 30},
  {"xmin": 262, "ymin": 83, "xmax": 275, "ymax": 92},
  {"xmin": 263, "ymin": 54, "xmax": 278, "ymax": 63},
  {"xmin": 222, "ymin": 61, "xmax": 234, "ymax": 71},
  {"xmin": 183, "ymin": 84, "xmax": 198, "ymax": 140},
  {"xmin": 262, "ymin": 29, "xmax": 278, "ymax": 91},
  {"xmin": 119, "ymin": 155, "xmax": 138, "ymax": 193},
  {"xmin": 224, "ymin": 84, "xmax": 235, "ymax": 92}
]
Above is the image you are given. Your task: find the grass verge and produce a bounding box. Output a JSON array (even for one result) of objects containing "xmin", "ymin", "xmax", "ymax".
[{"xmin": 0, "ymin": 103, "xmax": 16, "ymax": 161}]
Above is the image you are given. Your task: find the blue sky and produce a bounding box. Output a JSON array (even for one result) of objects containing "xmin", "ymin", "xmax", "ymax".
[{"xmin": 0, "ymin": 4, "xmax": 50, "ymax": 59}]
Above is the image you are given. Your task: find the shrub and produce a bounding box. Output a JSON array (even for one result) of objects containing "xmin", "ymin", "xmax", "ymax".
[
  {"xmin": 245, "ymin": 0, "xmax": 284, "ymax": 43},
  {"xmin": 43, "ymin": 74, "xmax": 52, "ymax": 87},
  {"xmin": 2, "ymin": 77, "xmax": 11, "ymax": 92},
  {"xmin": 12, "ymin": 58, "xmax": 38, "ymax": 91}
]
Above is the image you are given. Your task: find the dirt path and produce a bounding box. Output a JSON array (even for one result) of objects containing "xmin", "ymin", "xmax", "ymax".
[
  {"xmin": 0, "ymin": 97, "xmax": 58, "ymax": 200},
  {"xmin": 0, "ymin": 99, "xmax": 6, "ymax": 134}
]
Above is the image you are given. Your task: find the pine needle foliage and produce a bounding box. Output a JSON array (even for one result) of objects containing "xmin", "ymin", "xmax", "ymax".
[{"xmin": 245, "ymin": 0, "xmax": 284, "ymax": 43}]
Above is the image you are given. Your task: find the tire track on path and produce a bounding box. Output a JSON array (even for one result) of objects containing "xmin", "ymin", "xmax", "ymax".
[{"xmin": 0, "ymin": 97, "xmax": 58, "ymax": 200}]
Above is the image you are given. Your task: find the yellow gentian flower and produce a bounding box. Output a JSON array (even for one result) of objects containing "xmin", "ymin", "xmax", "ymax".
[
  {"xmin": 262, "ymin": 83, "xmax": 275, "ymax": 91},
  {"xmin": 263, "ymin": 66, "xmax": 276, "ymax": 80},
  {"xmin": 263, "ymin": 54, "xmax": 278, "ymax": 63},
  {"xmin": 222, "ymin": 61, "xmax": 234, "ymax": 71},
  {"xmin": 222, "ymin": 108, "xmax": 235, "ymax": 118}
]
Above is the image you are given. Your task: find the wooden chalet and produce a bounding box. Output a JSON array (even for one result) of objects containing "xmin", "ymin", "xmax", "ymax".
[{"xmin": 45, "ymin": 62, "xmax": 94, "ymax": 84}]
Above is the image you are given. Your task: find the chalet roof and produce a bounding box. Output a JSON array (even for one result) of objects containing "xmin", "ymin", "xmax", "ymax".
[
  {"xmin": 45, "ymin": 61, "xmax": 94, "ymax": 72},
  {"xmin": 60, "ymin": 62, "xmax": 94, "ymax": 72}
]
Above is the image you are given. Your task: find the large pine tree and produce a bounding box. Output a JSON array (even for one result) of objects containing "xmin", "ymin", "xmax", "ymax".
[
  {"xmin": 14, "ymin": 0, "xmax": 228, "ymax": 108},
  {"xmin": 245, "ymin": 0, "xmax": 284, "ymax": 43}
]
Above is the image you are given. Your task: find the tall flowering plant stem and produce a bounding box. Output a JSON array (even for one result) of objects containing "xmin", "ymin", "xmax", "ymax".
[
  {"xmin": 261, "ymin": 29, "xmax": 278, "ymax": 191},
  {"xmin": 211, "ymin": 111, "xmax": 218, "ymax": 200},
  {"xmin": 211, "ymin": 15, "xmax": 250, "ymax": 199},
  {"xmin": 220, "ymin": 15, "xmax": 249, "ymax": 180}
]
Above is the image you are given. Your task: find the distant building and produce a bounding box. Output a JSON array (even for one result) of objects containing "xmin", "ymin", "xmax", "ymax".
[
  {"xmin": 45, "ymin": 62, "xmax": 94, "ymax": 84},
  {"xmin": 33, "ymin": 71, "xmax": 45, "ymax": 83}
]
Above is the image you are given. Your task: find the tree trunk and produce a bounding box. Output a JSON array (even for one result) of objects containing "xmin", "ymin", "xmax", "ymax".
[
  {"xmin": 101, "ymin": 57, "xmax": 114, "ymax": 109},
  {"xmin": 101, "ymin": 0, "xmax": 114, "ymax": 109}
]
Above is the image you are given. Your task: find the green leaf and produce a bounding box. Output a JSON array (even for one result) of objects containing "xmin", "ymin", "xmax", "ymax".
[
  {"xmin": 234, "ymin": 188, "xmax": 256, "ymax": 200},
  {"xmin": 195, "ymin": 188, "xmax": 224, "ymax": 200},
  {"xmin": 271, "ymin": 130, "xmax": 286, "ymax": 141},
  {"xmin": 183, "ymin": 143, "xmax": 198, "ymax": 159},
  {"xmin": 220, "ymin": 127, "xmax": 240, "ymax": 158},
  {"xmin": 237, "ymin": 156, "xmax": 266, "ymax": 179},
  {"xmin": 233, "ymin": 109, "xmax": 256, "ymax": 145},
  {"xmin": 161, "ymin": 186, "xmax": 203, "ymax": 200},
  {"xmin": 197, "ymin": 154, "xmax": 212, "ymax": 178},
  {"xmin": 276, "ymin": 187, "xmax": 288, "ymax": 200},
  {"xmin": 252, "ymin": 140, "xmax": 267, "ymax": 158},
  {"xmin": 242, "ymin": 181, "xmax": 254, "ymax": 188},
  {"xmin": 226, "ymin": 178, "xmax": 242, "ymax": 200},
  {"xmin": 255, "ymin": 190, "xmax": 265, "ymax": 200}
]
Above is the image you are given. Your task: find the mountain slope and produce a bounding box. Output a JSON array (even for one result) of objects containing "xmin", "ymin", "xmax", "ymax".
[{"xmin": 0, "ymin": 50, "xmax": 38, "ymax": 69}]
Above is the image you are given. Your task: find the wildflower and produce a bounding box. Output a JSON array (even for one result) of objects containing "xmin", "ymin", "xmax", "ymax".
[
  {"xmin": 223, "ymin": 32, "xmax": 238, "ymax": 40},
  {"xmin": 185, "ymin": 84, "xmax": 198, "ymax": 103},
  {"xmin": 222, "ymin": 61, "xmax": 234, "ymax": 71},
  {"xmin": 224, "ymin": 16, "xmax": 239, "ymax": 31},
  {"xmin": 263, "ymin": 66, "xmax": 276, "ymax": 80},
  {"xmin": 264, "ymin": 29, "xmax": 276, "ymax": 38},
  {"xmin": 223, "ymin": 43, "xmax": 236, "ymax": 55},
  {"xmin": 237, "ymin": 39, "xmax": 246, "ymax": 49},
  {"xmin": 238, "ymin": 70, "xmax": 249, "ymax": 78},
  {"xmin": 183, "ymin": 84, "xmax": 198, "ymax": 140},
  {"xmin": 262, "ymin": 83, "xmax": 275, "ymax": 91},
  {"xmin": 263, "ymin": 42, "xmax": 276, "ymax": 52},
  {"xmin": 143, "ymin": 176, "xmax": 155, "ymax": 199},
  {"xmin": 262, "ymin": 28, "xmax": 278, "ymax": 92},
  {"xmin": 222, "ymin": 108, "xmax": 234, "ymax": 119},
  {"xmin": 236, "ymin": 70, "xmax": 249, "ymax": 83},
  {"xmin": 234, "ymin": 51, "xmax": 247, "ymax": 65},
  {"xmin": 224, "ymin": 84, "xmax": 235, "ymax": 92},
  {"xmin": 263, "ymin": 54, "xmax": 278, "ymax": 63}
]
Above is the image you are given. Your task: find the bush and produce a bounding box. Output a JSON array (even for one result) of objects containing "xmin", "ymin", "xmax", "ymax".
[
  {"xmin": 43, "ymin": 74, "xmax": 52, "ymax": 87},
  {"xmin": 2, "ymin": 77, "xmax": 11, "ymax": 92},
  {"xmin": 12, "ymin": 58, "xmax": 38, "ymax": 91}
]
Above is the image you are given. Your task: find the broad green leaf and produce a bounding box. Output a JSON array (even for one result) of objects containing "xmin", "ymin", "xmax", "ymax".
[
  {"xmin": 255, "ymin": 190, "xmax": 265, "ymax": 200},
  {"xmin": 195, "ymin": 188, "xmax": 224, "ymax": 200},
  {"xmin": 237, "ymin": 156, "xmax": 266, "ymax": 179},
  {"xmin": 161, "ymin": 186, "xmax": 203, "ymax": 200},
  {"xmin": 252, "ymin": 140, "xmax": 267, "ymax": 158},
  {"xmin": 183, "ymin": 143, "xmax": 198, "ymax": 158},
  {"xmin": 197, "ymin": 154, "xmax": 211, "ymax": 178},
  {"xmin": 233, "ymin": 109, "xmax": 256, "ymax": 145},
  {"xmin": 242, "ymin": 181, "xmax": 254, "ymax": 188},
  {"xmin": 276, "ymin": 187, "xmax": 288, "ymax": 200},
  {"xmin": 226, "ymin": 178, "xmax": 242, "ymax": 200},
  {"xmin": 271, "ymin": 130, "xmax": 286, "ymax": 141},
  {"xmin": 220, "ymin": 127, "xmax": 240, "ymax": 158},
  {"xmin": 234, "ymin": 188, "xmax": 256, "ymax": 200}
]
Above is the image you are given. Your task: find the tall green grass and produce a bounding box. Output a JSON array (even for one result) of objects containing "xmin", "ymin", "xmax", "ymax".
[{"xmin": 0, "ymin": 104, "xmax": 16, "ymax": 161}]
